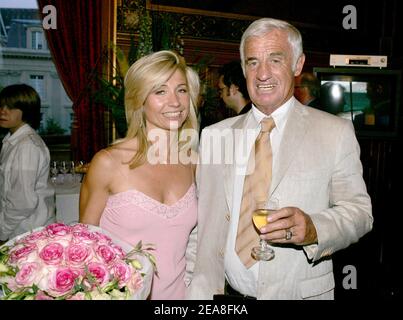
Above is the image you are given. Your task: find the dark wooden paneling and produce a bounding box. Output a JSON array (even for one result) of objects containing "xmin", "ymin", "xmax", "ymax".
[{"xmin": 333, "ymin": 138, "xmax": 403, "ymax": 299}]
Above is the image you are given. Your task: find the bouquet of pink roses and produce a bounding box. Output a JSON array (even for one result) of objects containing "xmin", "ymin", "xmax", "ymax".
[{"xmin": 0, "ymin": 223, "xmax": 156, "ymax": 300}]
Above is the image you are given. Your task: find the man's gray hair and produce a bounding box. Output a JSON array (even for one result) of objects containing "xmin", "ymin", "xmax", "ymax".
[{"xmin": 240, "ymin": 18, "xmax": 303, "ymax": 73}]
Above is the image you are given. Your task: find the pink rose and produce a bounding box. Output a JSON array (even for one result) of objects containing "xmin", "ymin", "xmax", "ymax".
[
  {"xmin": 93, "ymin": 232, "xmax": 112, "ymax": 245},
  {"xmin": 1, "ymin": 275, "xmax": 18, "ymax": 291},
  {"xmin": 15, "ymin": 262, "xmax": 41, "ymax": 287},
  {"xmin": 72, "ymin": 229, "xmax": 97, "ymax": 244},
  {"xmin": 127, "ymin": 271, "xmax": 144, "ymax": 294},
  {"xmin": 1, "ymin": 223, "xmax": 148, "ymax": 300},
  {"xmin": 67, "ymin": 292, "xmax": 86, "ymax": 300},
  {"xmin": 70, "ymin": 223, "xmax": 89, "ymax": 233},
  {"xmin": 17, "ymin": 230, "xmax": 47, "ymax": 244},
  {"xmin": 110, "ymin": 244, "xmax": 125, "ymax": 259},
  {"xmin": 65, "ymin": 244, "xmax": 91, "ymax": 266},
  {"xmin": 9, "ymin": 243, "xmax": 37, "ymax": 263},
  {"xmin": 112, "ymin": 261, "xmax": 132, "ymax": 287},
  {"xmin": 45, "ymin": 223, "xmax": 72, "ymax": 237},
  {"xmin": 39, "ymin": 242, "xmax": 64, "ymax": 265},
  {"xmin": 47, "ymin": 267, "xmax": 79, "ymax": 297},
  {"xmin": 35, "ymin": 290, "xmax": 54, "ymax": 300},
  {"xmin": 87, "ymin": 262, "xmax": 110, "ymax": 288},
  {"xmin": 96, "ymin": 245, "xmax": 116, "ymax": 264}
]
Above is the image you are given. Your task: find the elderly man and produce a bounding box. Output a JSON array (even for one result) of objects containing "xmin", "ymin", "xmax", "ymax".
[{"xmin": 186, "ymin": 17, "xmax": 372, "ymax": 300}]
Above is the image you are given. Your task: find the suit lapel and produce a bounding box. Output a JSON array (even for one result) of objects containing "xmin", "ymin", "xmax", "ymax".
[
  {"xmin": 270, "ymin": 102, "xmax": 309, "ymax": 197},
  {"xmin": 222, "ymin": 103, "xmax": 309, "ymax": 208},
  {"xmin": 223, "ymin": 112, "xmax": 258, "ymax": 212}
]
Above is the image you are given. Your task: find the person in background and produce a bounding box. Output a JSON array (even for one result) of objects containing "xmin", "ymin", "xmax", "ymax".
[
  {"xmin": 0, "ymin": 84, "xmax": 55, "ymax": 244},
  {"xmin": 186, "ymin": 17, "xmax": 372, "ymax": 300},
  {"xmin": 365, "ymin": 81, "xmax": 391, "ymax": 127},
  {"xmin": 79, "ymin": 50, "xmax": 199, "ymax": 300},
  {"xmin": 294, "ymin": 72, "xmax": 321, "ymax": 109},
  {"xmin": 197, "ymin": 81, "xmax": 226, "ymax": 132},
  {"xmin": 218, "ymin": 61, "xmax": 252, "ymax": 115}
]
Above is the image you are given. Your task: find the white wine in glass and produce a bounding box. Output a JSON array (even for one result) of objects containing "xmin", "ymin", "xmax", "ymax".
[
  {"xmin": 252, "ymin": 209, "xmax": 273, "ymax": 229},
  {"xmin": 251, "ymin": 199, "xmax": 276, "ymax": 261}
]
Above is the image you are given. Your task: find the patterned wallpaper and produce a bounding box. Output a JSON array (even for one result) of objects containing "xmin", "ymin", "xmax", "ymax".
[
  {"xmin": 116, "ymin": 0, "xmax": 401, "ymax": 67},
  {"xmin": 117, "ymin": 0, "xmax": 252, "ymax": 43}
]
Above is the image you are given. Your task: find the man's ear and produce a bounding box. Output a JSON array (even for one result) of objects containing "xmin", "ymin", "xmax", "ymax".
[{"xmin": 294, "ymin": 54, "xmax": 305, "ymax": 76}]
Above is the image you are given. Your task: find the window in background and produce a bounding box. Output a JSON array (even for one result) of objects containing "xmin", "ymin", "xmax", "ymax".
[
  {"xmin": 0, "ymin": 3, "xmax": 73, "ymax": 160},
  {"xmin": 0, "ymin": 5, "xmax": 72, "ymax": 136},
  {"xmin": 29, "ymin": 74, "xmax": 45, "ymax": 99},
  {"xmin": 30, "ymin": 29, "xmax": 45, "ymax": 50}
]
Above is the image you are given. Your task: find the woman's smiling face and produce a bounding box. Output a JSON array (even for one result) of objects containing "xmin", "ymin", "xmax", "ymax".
[{"xmin": 143, "ymin": 69, "xmax": 190, "ymax": 132}]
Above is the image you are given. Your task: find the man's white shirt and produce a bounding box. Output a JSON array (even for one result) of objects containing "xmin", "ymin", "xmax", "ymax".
[{"xmin": 224, "ymin": 97, "xmax": 295, "ymax": 297}]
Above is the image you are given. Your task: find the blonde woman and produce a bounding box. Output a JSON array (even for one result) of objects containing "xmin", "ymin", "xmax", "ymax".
[{"xmin": 80, "ymin": 50, "xmax": 199, "ymax": 299}]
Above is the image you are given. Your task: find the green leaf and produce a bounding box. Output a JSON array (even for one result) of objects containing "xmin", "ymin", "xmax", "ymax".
[
  {"xmin": 124, "ymin": 241, "xmax": 158, "ymax": 276},
  {"xmin": 135, "ymin": 241, "xmax": 142, "ymax": 251},
  {"xmin": 101, "ymin": 279, "xmax": 119, "ymax": 293},
  {"xmin": 83, "ymin": 266, "xmax": 102, "ymax": 293},
  {"xmin": 32, "ymin": 284, "xmax": 39, "ymax": 294},
  {"xmin": 0, "ymin": 282, "xmax": 11, "ymax": 296},
  {"xmin": 130, "ymin": 259, "xmax": 142, "ymax": 270},
  {"xmin": 3, "ymin": 289, "xmax": 32, "ymax": 300}
]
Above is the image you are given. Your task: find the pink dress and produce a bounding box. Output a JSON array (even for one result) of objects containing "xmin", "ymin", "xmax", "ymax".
[{"xmin": 99, "ymin": 183, "xmax": 197, "ymax": 300}]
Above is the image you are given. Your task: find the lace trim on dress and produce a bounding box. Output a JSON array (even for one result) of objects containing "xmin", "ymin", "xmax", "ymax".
[{"xmin": 105, "ymin": 183, "xmax": 196, "ymax": 219}]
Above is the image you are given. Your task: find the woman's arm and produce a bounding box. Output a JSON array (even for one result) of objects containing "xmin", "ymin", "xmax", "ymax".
[{"xmin": 79, "ymin": 150, "xmax": 114, "ymax": 226}]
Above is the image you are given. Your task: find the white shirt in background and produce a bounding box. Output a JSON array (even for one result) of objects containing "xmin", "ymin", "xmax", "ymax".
[{"xmin": 0, "ymin": 124, "xmax": 55, "ymax": 241}]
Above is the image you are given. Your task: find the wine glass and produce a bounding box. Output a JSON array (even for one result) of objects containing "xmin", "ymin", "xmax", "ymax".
[
  {"xmin": 251, "ymin": 198, "xmax": 278, "ymax": 261},
  {"xmin": 50, "ymin": 161, "xmax": 59, "ymax": 185},
  {"xmin": 70, "ymin": 161, "xmax": 78, "ymax": 183},
  {"xmin": 59, "ymin": 161, "xmax": 69, "ymax": 184},
  {"xmin": 75, "ymin": 160, "xmax": 86, "ymax": 182}
]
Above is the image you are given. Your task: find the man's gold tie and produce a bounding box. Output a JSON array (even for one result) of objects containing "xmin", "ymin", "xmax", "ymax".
[{"xmin": 235, "ymin": 117, "xmax": 276, "ymax": 268}]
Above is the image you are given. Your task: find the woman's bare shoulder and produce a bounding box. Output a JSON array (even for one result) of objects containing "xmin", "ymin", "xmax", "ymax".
[
  {"xmin": 88, "ymin": 148, "xmax": 116, "ymax": 172},
  {"xmin": 107, "ymin": 140, "xmax": 139, "ymax": 163}
]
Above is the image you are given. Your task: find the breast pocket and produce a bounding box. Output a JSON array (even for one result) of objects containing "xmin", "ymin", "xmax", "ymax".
[
  {"xmin": 287, "ymin": 167, "xmax": 330, "ymax": 181},
  {"xmin": 277, "ymin": 169, "xmax": 331, "ymax": 210},
  {"xmin": 284, "ymin": 169, "xmax": 330, "ymax": 194}
]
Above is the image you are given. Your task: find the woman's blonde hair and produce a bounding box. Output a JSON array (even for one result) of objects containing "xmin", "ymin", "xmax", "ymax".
[{"xmin": 118, "ymin": 50, "xmax": 200, "ymax": 168}]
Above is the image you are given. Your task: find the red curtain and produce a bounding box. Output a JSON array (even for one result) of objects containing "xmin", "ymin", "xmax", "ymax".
[{"xmin": 37, "ymin": 0, "xmax": 106, "ymax": 162}]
